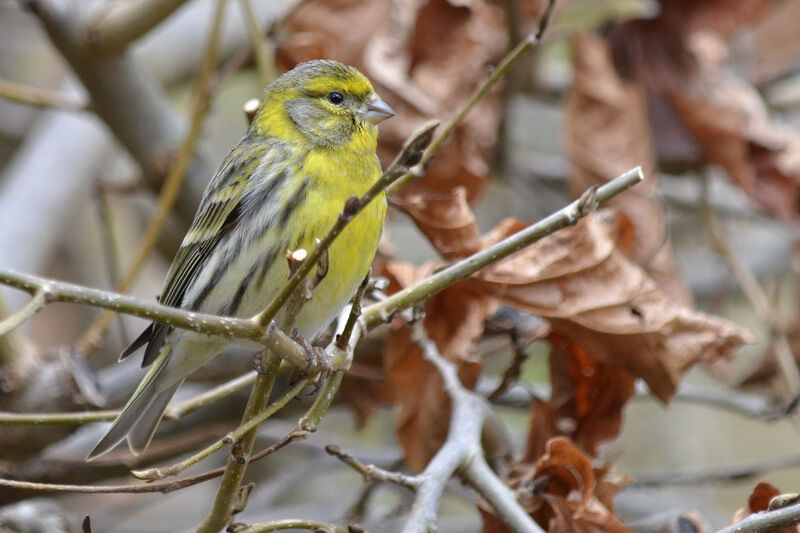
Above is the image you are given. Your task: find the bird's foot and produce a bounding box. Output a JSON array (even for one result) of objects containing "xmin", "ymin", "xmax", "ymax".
[
  {"xmin": 250, "ymin": 352, "xmax": 271, "ymax": 375},
  {"xmin": 291, "ymin": 330, "xmax": 332, "ymax": 393}
]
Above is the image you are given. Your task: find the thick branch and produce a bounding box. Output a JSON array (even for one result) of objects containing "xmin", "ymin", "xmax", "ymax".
[
  {"xmin": 403, "ymin": 324, "xmax": 541, "ymax": 533},
  {"xmin": 83, "ymin": 0, "xmax": 192, "ymax": 55}
]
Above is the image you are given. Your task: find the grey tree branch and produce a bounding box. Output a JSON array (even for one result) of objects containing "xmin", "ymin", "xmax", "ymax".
[
  {"xmin": 716, "ymin": 501, "xmax": 800, "ymax": 533},
  {"xmin": 403, "ymin": 323, "xmax": 542, "ymax": 533},
  {"xmin": 363, "ymin": 167, "xmax": 644, "ymax": 329},
  {"xmin": 83, "ymin": 0, "xmax": 192, "ymax": 55},
  {"xmin": 27, "ymin": 0, "xmax": 200, "ymax": 192}
]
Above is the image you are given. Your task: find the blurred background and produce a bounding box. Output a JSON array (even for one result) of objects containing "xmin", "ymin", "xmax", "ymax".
[{"xmin": 1, "ymin": 0, "xmax": 800, "ymax": 531}]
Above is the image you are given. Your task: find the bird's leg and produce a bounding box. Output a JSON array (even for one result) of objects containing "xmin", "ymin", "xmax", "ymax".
[{"xmin": 291, "ymin": 329, "xmax": 332, "ymax": 392}]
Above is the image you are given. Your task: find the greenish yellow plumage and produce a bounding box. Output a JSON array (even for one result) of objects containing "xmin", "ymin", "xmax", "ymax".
[{"xmin": 88, "ymin": 60, "xmax": 393, "ymax": 460}]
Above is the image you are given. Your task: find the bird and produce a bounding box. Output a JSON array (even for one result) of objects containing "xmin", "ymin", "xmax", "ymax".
[{"xmin": 87, "ymin": 60, "xmax": 394, "ymax": 460}]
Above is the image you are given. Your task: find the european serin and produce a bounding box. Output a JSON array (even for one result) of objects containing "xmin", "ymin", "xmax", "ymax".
[{"xmin": 88, "ymin": 60, "xmax": 393, "ymax": 460}]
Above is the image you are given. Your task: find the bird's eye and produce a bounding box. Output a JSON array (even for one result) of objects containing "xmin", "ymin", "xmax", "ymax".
[{"xmin": 327, "ymin": 92, "xmax": 344, "ymax": 105}]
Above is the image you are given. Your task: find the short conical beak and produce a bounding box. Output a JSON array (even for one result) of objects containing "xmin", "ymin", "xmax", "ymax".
[{"xmin": 364, "ymin": 97, "xmax": 395, "ymax": 124}]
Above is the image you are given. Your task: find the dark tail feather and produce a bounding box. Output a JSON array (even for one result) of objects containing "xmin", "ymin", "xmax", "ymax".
[{"xmin": 119, "ymin": 324, "xmax": 154, "ymax": 361}]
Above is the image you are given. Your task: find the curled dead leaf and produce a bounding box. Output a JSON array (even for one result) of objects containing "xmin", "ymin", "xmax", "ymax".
[
  {"xmin": 481, "ymin": 437, "xmax": 631, "ymax": 532},
  {"xmin": 472, "ymin": 211, "xmax": 751, "ymax": 401}
]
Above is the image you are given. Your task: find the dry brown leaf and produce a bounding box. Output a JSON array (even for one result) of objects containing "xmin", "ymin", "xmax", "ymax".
[
  {"xmin": 391, "ymin": 187, "xmax": 482, "ymax": 260},
  {"xmin": 752, "ymin": 0, "xmax": 800, "ymax": 82},
  {"xmin": 605, "ymin": 1, "xmax": 800, "ymax": 222},
  {"xmin": 565, "ymin": 33, "xmax": 690, "ymax": 305},
  {"xmin": 481, "ymin": 437, "xmax": 631, "ymax": 533},
  {"xmin": 382, "ymin": 262, "xmax": 496, "ymax": 471},
  {"xmin": 666, "ymin": 50, "xmax": 800, "ymax": 222},
  {"xmin": 472, "ymin": 211, "xmax": 750, "ymax": 401},
  {"xmin": 279, "ymin": 0, "xmax": 507, "ymax": 202},
  {"xmin": 548, "ymin": 335, "xmax": 636, "ymax": 455}
]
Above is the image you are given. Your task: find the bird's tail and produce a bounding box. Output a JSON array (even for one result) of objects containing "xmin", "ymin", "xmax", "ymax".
[{"xmin": 87, "ymin": 349, "xmax": 181, "ymax": 461}]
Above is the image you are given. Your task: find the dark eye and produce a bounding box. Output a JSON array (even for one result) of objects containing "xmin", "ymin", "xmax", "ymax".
[{"xmin": 327, "ymin": 92, "xmax": 344, "ymax": 105}]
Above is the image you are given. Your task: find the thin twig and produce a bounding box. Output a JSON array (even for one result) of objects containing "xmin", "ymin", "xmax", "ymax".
[
  {"xmin": 165, "ymin": 371, "xmax": 256, "ymax": 420},
  {"xmin": 0, "ymin": 469, "xmax": 223, "ymax": 495},
  {"xmin": 0, "ymin": 290, "xmax": 47, "ymax": 337},
  {"xmin": 631, "ymin": 453, "xmax": 800, "ymax": 487},
  {"xmin": 716, "ymin": 501, "xmax": 800, "ymax": 533},
  {"xmin": 234, "ymin": 519, "xmax": 350, "ymax": 533},
  {"xmin": 0, "ymin": 371, "xmax": 258, "ymax": 426},
  {"xmin": 387, "ymin": 0, "xmax": 557, "ymax": 195},
  {"xmin": 335, "ymin": 275, "xmax": 370, "ymax": 352},
  {"xmin": 325, "ymin": 445, "xmax": 420, "ymax": 490},
  {"xmin": 75, "ymin": 0, "xmax": 228, "ymax": 356},
  {"xmin": 0, "ymin": 409, "xmax": 118, "ymax": 425},
  {"xmin": 0, "ymin": 293, "xmax": 31, "ymax": 364},
  {"xmin": 0, "ymin": 269, "xmax": 311, "ymax": 369},
  {"xmin": 363, "ymin": 167, "xmax": 643, "ymax": 329},
  {"xmin": 238, "ymin": 0, "xmax": 275, "ymax": 87},
  {"xmin": 700, "ymin": 177, "xmax": 800, "ymax": 395},
  {"xmin": 253, "ymin": 121, "xmax": 439, "ymax": 330},
  {"xmin": 0, "ymin": 78, "xmax": 87, "ymax": 110},
  {"xmin": 132, "ymin": 378, "xmax": 309, "ymax": 481}
]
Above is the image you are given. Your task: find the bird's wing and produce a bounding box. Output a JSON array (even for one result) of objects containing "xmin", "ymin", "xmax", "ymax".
[{"xmin": 120, "ymin": 138, "xmax": 273, "ymax": 367}]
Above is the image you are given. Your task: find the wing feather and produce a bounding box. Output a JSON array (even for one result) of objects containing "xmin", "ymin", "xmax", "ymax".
[{"xmin": 123, "ymin": 138, "xmax": 282, "ymax": 368}]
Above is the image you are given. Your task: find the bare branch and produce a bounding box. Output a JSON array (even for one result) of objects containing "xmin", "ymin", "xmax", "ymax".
[
  {"xmin": 325, "ymin": 444, "xmax": 420, "ymax": 490},
  {"xmin": 387, "ymin": 0, "xmax": 558, "ymax": 195},
  {"xmin": 363, "ymin": 167, "xmax": 644, "ymax": 329},
  {"xmin": 75, "ymin": 0, "xmax": 228, "ymax": 355},
  {"xmin": 0, "ymin": 290, "xmax": 46, "ymax": 337},
  {"xmin": 83, "ymin": 0, "xmax": 193, "ymax": 55},
  {"xmin": 0, "ymin": 77, "xmax": 87, "ymax": 110},
  {"xmin": 234, "ymin": 519, "xmax": 350, "ymax": 533},
  {"xmin": 403, "ymin": 323, "xmax": 542, "ymax": 533},
  {"xmin": 716, "ymin": 500, "xmax": 800, "ymax": 533},
  {"xmin": 701, "ymin": 176, "xmax": 800, "ymax": 395},
  {"xmin": 131, "ymin": 378, "xmax": 309, "ymax": 481}
]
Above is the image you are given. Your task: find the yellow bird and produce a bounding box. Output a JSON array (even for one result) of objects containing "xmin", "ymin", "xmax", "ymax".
[{"xmin": 88, "ymin": 60, "xmax": 393, "ymax": 460}]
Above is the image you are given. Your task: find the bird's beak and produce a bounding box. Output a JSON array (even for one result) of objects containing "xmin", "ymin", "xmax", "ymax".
[{"xmin": 364, "ymin": 97, "xmax": 395, "ymax": 124}]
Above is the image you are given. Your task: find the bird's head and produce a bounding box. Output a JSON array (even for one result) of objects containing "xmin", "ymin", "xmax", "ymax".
[{"xmin": 252, "ymin": 60, "xmax": 394, "ymax": 150}]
